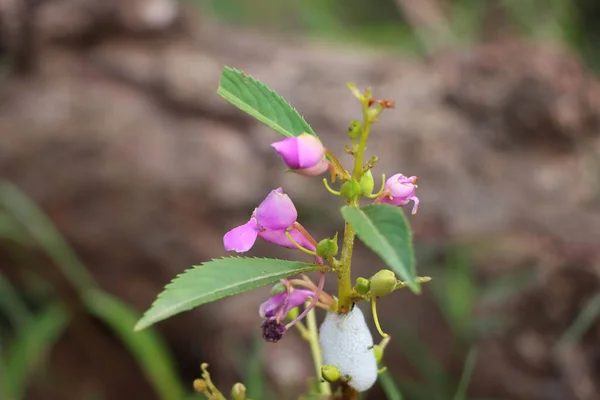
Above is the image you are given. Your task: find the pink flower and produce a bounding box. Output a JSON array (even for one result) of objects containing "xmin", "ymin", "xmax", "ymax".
[
  {"xmin": 223, "ymin": 188, "xmax": 316, "ymax": 253},
  {"xmin": 271, "ymin": 133, "xmax": 330, "ymax": 176},
  {"xmin": 377, "ymin": 173, "xmax": 420, "ymax": 214}
]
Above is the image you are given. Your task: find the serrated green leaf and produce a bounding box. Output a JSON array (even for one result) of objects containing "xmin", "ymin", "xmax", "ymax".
[
  {"xmin": 135, "ymin": 257, "xmax": 322, "ymax": 331},
  {"xmin": 341, "ymin": 204, "xmax": 418, "ymax": 292},
  {"xmin": 217, "ymin": 67, "xmax": 316, "ymax": 138}
]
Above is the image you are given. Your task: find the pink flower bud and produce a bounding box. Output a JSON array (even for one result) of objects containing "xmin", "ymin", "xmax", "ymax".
[
  {"xmin": 271, "ymin": 133, "xmax": 330, "ymax": 176},
  {"xmin": 378, "ymin": 173, "xmax": 420, "ymax": 214}
]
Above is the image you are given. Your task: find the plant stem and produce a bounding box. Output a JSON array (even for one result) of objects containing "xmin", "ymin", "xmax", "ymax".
[
  {"xmin": 337, "ymin": 96, "xmax": 373, "ymax": 313},
  {"xmin": 306, "ymin": 307, "xmax": 331, "ymax": 395},
  {"xmin": 352, "ymin": 105, "xmax": 372, "ymax": 179},
  {"xmin": 337, "ymin": 220, "xmax": 356, "ymax": 313}
]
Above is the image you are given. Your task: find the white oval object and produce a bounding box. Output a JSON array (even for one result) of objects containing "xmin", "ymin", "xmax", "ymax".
[{"xmin": 319, "ymin": 306, "xmax": 378, "ymax": 392}]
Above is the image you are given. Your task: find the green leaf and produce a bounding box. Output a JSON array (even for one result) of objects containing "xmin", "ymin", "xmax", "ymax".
[
  {"xmin": 341, "ymin": 204, "xmax": 418, "ymax": 292},
  {"xmin": 2, "ymin": 303, "xmax": 69, "ymax": 400},
  {"xmin": 135, "ymin": 257, "xmax": 322, "ymax": 331},
  {"xmin": 84, "ymin": 290, "xmax": 187, "ymax": 400},
  {"xmin": 217, "ymin": 67, "xmax": 316, "ymax": 138}
]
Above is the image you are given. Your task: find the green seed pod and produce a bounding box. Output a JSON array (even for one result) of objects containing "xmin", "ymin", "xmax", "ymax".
[
  {"xmin": 348, "ymin": 120, "xmax": 361, "ymax": 140},
  {"xmin": 340, "ymin": 179, "xmax": 362, "ymax": 202},
  {"xmin": 359, "ymin": 170, "xmax": 375, "ymax": 197},
  {"xmin": 321, "ymin": 365, "xmax": 341, "ymax": 383},
  {"xmin": 270, "ymin": 282, "xmax": 287, "ymax": 296},
  {"xmin": 317, "ymin": 233, "xmax": 339, "ymax": 259},
  {"xmin": 354, "ymin": 277, "xmax": 370, "ymax": 295},
  {"xmin": 370, "ymin": 270, "xmax": 396, "ymax": 297},
  {"xmin": 231, "ymin": 382, "xmax": 247, "ymax": 400},
  {"xmin": 373, "ymin": 344, "xmax": 383, "ymax": 364},
  {"xmin": 286, "ymin": 306, "xmax": 299, "ymax": 321}
]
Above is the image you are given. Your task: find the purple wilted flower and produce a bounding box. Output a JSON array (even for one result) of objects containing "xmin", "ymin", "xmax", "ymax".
[
  {"xmin": 376, "ymin": 173, "xmax": 419, "ymax": 214},
  {"xmin": 259, "ymin": 283, "xmax": 315, "ymax": 342},
  {"xmin": 271, "ymin": 133, "xmax": 330, "ymax": 176},
  {"xmin": 259, "ymin": 286, "xmax": 315, "ymax": 321},
  {"xmin": 224, "ymin": 188, "xmax": 317, "ymax": 253}
]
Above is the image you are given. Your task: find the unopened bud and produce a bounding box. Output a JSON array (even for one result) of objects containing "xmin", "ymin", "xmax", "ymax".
[
  {"xmin": 367, "ymin": 104, "xmax": 384, "ymax": 122},
  {"xmin": 370, "ymin": 270, "xmax": 396, "ymax": 297},
  {"xmin": 359, "ymin": 170, "xmax": 375, "ymax": 196},
  {"xmin": 193, "ymin": 379, "xmax": 207, "ymax": 392},
  {"xmin": 340, "ymin": 179, "xmax": 362, "ymax": 202},
  {"xmin": 321, "ymin": 365, "xmax": 341, "ymax": 383},
  {"xmin": 270, "ymin": 282, "xmax": 287, "ymax": 296},
  {"xmin": 348, "ymin": 120, "xmax": 361, "ymax": 140},
  {"xmin": 231, "ymin": 382, "xmax": 247, "ymax": 400},
  {"xmin": 286, "ymin": 306, "xmax": 299, "ymax": 321},
  {"xmin": 354, "ymin": 277, "xmax": 370, "ymax": 295},
  {"xmin": 317, "ymin": 233, "xmax": 339, "ymax": 259}
]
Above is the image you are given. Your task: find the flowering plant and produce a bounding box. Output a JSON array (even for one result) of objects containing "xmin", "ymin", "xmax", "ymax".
[{"xmin": 135, "ymin": 67, "xmax": 431, "ymax": 399}]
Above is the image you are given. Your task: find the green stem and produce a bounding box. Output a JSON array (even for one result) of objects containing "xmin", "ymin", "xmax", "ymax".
[
  {"xmin": 306, "ymin": 307, "xmax": 331, "ymax": 395},
  {"xmin": 352, "ymin": 105, "xmax": 372, "ymax": 179},
  {"xmin": 337, "ymin": 95, "xmax": 373, "ymax": 314},
  {"xmin": 337, "ymin": 220, "xmax": 356, "ymax": 313}
]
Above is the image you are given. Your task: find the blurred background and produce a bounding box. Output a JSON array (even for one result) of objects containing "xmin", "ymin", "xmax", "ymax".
[{"xmin": 1, "ymin": 0, "xmax": 600, "ymax": 399}]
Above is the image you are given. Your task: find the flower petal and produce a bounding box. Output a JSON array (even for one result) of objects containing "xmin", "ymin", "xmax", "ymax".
[
  {"xmin": 255, "ymin": 188, "xmax": 297, "ymax": 230},
  {"xmin": 296, "ymin": 158, "xmax": 331, "ymax": 177},
  {"xmin": 271, "ymin": 134, "xmax": 325, "ymax": 170},
  {"xmin": 223, "ymin": 219, "xmax": 259, "ymax": 252},
  {"xmin": 259, "ymin": 292, "xmax": 287, "ymax": 318},
  {"xmin": 283, "ymin": 289, "xmax": 315, "ymax": 315},
  {"xmin": 258, "ymin": 228, "xmax": 316, "ymax": 251}
]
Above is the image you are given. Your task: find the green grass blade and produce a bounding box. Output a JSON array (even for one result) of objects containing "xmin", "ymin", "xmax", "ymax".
[
  {"xmin": 135, "ymin": 257, "xmax": 323, "ymax": 331},
  {"xmin": 0, "ymin": 181, "xmax": 95, "ymax": 290},
  {"xmin": 2, "ymin": 303, "xmax": 69, "ymax": 399},
  {"xmin": 0, "ymin": 271, "xmax": 32, "ymax": 329},
  {"xmin": 84, "ymin": 290, "xmax": 187, "ymax": 400},
  {"xmin": 217, "ymin": 67, "xmax": 316, "ymax": 138},
  {"xmin": 557, "ymin": 292, "xmax": 600, "ymax": 349},
  {"xmin": 379, "ymin": 369, "xmax": 403, "ymax": 400},
  {"xmin": 453, "ymin": 346, "xmax": 478, "ymax": 400}
]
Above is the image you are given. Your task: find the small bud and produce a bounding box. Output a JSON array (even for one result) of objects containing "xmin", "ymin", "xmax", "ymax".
[
  {"xmin": 231, "ymin": 383, "xmax": 247, "ymax": 400},
  {"xmin": 347, "ymin": 120, "xmax": 361, "ymax": 140},
  {"xmin": 317, "ymin": 233, "xmax": 339, "ymax": 259},
  {"xmin": 359, "ymin": 170, "xmax": 375, "ymax": 196},
  {"xmin": 321, "ymin": 365, "xmax": 341, "ymax": 383},
  {"xmin": 286, "ymin": 306, "xmax": 299, "ymax": 321},
  {"xmin": 340, "ymin": 179, "xmax": 362, "ymax": 202},
  {"xmin": 373, "ymin": 344, "xmax": 383, "ymax": 364},
  {"xmin": 270, "ymin": 282, "xmax": 287, "ymax": 296},
  {"xmin": 354, "ymin": 277, "xmax": 370, "ymax": 295},
  {"xmin": 367, "ymin": 104, "xmax": 384, "ymax": 122},
  {"xmin": 370, "ymin": 270, "xmax": 396, "ymax": 297},
  {"xmin": 193, "ymin": 379, "xmax": 207, "ymax": 392}
]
